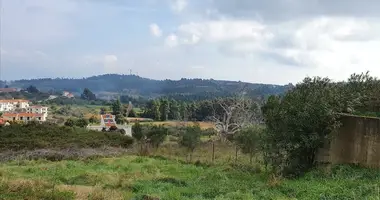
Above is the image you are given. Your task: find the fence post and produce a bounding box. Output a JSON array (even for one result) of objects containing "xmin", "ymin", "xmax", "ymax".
[
  {"xmin": 212, "ymin": 141, "xmax": 215, "ymax": 163},
  {"xmin": 235, "ymin": 146, "xmax": 238, "ymax": 163}
]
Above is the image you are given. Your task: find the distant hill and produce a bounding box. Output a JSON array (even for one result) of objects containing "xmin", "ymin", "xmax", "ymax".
[{"xmin": 7, "ymin": 74, "xmax": 293, "ymax": 100}]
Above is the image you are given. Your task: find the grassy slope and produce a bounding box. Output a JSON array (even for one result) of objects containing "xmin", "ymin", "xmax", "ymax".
[{"xmin": 1, "ymin": 156, "xmax": 380, "ymax": 200}]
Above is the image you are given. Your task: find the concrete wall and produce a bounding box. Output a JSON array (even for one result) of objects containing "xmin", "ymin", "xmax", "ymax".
[
  {"xmin": 87, "ymin": 125, "xmax": 132, "ymax": 137},
  {"xmin": 318, "ymin": 114, "xmax": 380, "ymax": 167}
]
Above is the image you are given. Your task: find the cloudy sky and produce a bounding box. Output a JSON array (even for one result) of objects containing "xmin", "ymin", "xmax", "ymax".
[{"xmin": 1, "ymin": 0, "xmax": 380, "ymax": 84}]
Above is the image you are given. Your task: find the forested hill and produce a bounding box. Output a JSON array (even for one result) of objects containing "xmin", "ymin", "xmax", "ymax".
[{"xmin": 8, "ymin": 74, "xmax": 293, "ymax": 100}]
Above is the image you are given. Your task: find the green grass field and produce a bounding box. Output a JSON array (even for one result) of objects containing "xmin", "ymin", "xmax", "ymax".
[{"xmin": 1, "ymin": 155, "xmax": 380, "ymax": 200}]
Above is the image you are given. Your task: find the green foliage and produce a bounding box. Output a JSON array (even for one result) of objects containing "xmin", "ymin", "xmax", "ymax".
[
  {"xmin": 89, "ymin": 116, "xmax": 99, "ymax": 124},
  {"xmin": 115, "ymin": 114, "xmax": 125, "ymax": 125},
  {"xmin": 0, "ymin": 123, "xmax": 134, "ymax": 151},
  {"xmin": 75, "ymin": 118, "xmax": 89, "ymax": 128},
  {"xmin": 179, "ymin": 125, "xmax": 202, "ymax": 154},
  {"xmin": 1, "ymin": 157, "xmax": 380, "ymax": 199},
  {"xmin": 128, "ymin": 108, "xmax": 137, "ymax": 117},
  {"xmin": 81, "ymin": 88, "xmax": 96, "ymax": 101},
  {"xmin": 8, "ymin": 74, "xmax": 289, "ymax": 100},
  {"xmin": 111, "ymin": 99, "xmax": 122, "ymax": 115},
  {"xmin": 235, "ymin": 126, "xmax": 263, "ymax": 163},
  {"xmin": 146, "ymin": 125, "xmax": 168, "ymax": 149},
  {"xmin": 262, "ymin": 77, "xmax": 345, "ymax": 176},
  {"xmin": 64, "ymin": 118, "xmax": 75, "ymax": 127},
  {"xmin": 132, "ymin": 122, "xmax": 144, "ymax": 142},
  {"xmin": 26, "ymin": 85, "xmax": 39, "ymax": 93},
  {"xmin": 160, "ymin": 98, "xmax": 170, "ymax": 121}
]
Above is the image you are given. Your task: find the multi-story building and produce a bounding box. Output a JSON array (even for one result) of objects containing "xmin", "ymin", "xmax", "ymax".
[
  {"xmin": 26, "ymin": 105, "xmax": 48, "ymax": 114},
  {"xmin": 0, "ymin": 99, "xmax": 30, "ymax": 112},
  {"xmin": 3, "ymin": 112, "xmax": 47, "ymax": 122},
  {"xmin": 0, "ymin": 102, "xmax": 14, "ymax": 112}
]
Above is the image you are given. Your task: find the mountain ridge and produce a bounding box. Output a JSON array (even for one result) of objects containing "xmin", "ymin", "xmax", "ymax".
[{"xmin": 6, "ymin": 74, "xmax": 293, "ymax": 100}]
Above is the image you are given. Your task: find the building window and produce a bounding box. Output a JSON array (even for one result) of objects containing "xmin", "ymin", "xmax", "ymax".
[
  {"xmin": 13, "ymin": 117, "xmax": 16, "ymax": 121},
  {"xmin": 27, "ymin": 117, "xmax": 30, "ymax": 120},
  {"xmin": 38, "ymin": 117, "xmax": 41, "ymax": 120},
  {"xmin": 20, "ymin": 117, "xmax": 23, "ymax": 120}
]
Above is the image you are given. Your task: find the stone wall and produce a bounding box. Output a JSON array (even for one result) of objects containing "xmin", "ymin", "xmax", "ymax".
[{"xmin": 318, "ymin": 114, "xmax": 380, "ymax": 167}]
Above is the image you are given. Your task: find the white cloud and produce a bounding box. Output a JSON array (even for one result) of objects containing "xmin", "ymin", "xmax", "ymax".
[
  {"xmin": 149, "ymin": 23, "xmax": 163, "ymax": 37},
  {"xmin": 170, "ymin": 0, "xmax": 188, "ymax": 13},
  {"xmin": 165, "ymin": 34, "xmax": 179, "ymax": 47}
]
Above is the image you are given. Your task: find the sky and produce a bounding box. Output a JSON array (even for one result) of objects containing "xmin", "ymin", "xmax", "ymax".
[{"xmin": 1, "ymin": 0, "xmax": 380, "ymax": 84}]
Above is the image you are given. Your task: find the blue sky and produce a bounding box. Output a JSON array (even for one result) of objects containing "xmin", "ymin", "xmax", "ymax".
[{"xmin": 1, "ymin": 0, "xmax": 380, "ymax": 84}]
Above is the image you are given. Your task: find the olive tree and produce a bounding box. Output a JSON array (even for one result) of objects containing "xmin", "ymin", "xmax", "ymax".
[
  {"xmin": 262, "ymin": 77, "xmax": 344, "ymax": 176},
  {"xmin": 234, "ymin": 126, "xmax": 263, "ymax": 164},
  {"xmin": 179, "ymin": 125, "xmax": 202, "ymax": 162}
]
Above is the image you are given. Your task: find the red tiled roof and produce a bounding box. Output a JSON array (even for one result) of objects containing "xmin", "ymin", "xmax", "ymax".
[
  {"xmin": 0, "ymin": 88, "xmax": 17, "ymax": 93},
  {"xmin": 0, "ymin": 99, "xmax": 29, "ymax": 103},
  {"xmin": 29, "ymin": 105, "xmax": 47, "ymax": 108}
]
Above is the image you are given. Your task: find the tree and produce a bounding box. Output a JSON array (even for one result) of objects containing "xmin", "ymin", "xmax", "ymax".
[
  {"xmin": 262, "ymin": 77, "xmax": 344, "ymax": 176},
  {"xmin": 152, "ymin": 100, "xmax": 161, "ymax": 121},
  {"xmin": 160, "ymin": 98, "xmax": 170, "ymax": 121},
  {"xmin": 168, "ymin": 99, "xmax": 180, "ymax": 120},
  {"xmin": 26, "ymin": 85, "xmax": 39, "ymax": 93},
  {"xmin": 64, "ymin": 118, "xmax": 75, "ymax": 127},
  {"xmin": 111, "ymin": 99, "xmax": 122, "ymax": 115},
  {"xmin": 132, "ymin": 122, "xmax": 144, "ymax": 141},
  {"xmin": 81, "ymin": 88, "xmax": 96, "ymax": 101},
  {"xmin": 179, "ymin": 125, "xmax": 202, "ymax": 162},
  {"xmin": 89, "ymin": 115, "xmax": 99, "ymax": 124},
  {"xmin": 75, "ymin": 118, "xmax": 89, "ymax": 128},
  {"xmin": 128, "ymin": 109, "xmax": 137, "ymax": 117},
  {"xmin": 179, "ymin": 102, "xmax": 188, "ymax": 121},
  {"xmin": 115, "ymin": 114, "xmax": 125, "ymax": 124},
  {"xmin": 211, "ymin": 96, "xmax": 260, "ymax": 141},
  {"xmin": 234, "ymin": 126, "xmax": 263, "ymax": 164},
  {"xmin": 100, "ymin": 107, "xmax": 107, "ymax": 115},
  {"xmin": 146, "ymin": 125, "xmax": 168, "ymax": 149}
]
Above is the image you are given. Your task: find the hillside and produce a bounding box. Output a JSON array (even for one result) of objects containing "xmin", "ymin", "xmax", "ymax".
[{"xmin": 7, "ymin": 74, "xmax": 293, "ymax": 99}]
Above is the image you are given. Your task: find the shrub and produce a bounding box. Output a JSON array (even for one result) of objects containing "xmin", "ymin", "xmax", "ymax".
[
  {"xmin": 179, "ymin": 125, "xmax": 202, "ymax": 162},
  {"xmin": 0, "ymin": 123, "xmax": 134, "ymax": 151}
]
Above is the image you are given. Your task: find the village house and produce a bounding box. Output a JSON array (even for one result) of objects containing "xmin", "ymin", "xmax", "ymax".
[
  {"xmin": 87, "ymin": 113, "xmax": 132, "ymax": 136},
  {"xmin": 62, "ymin": 91, "xmax": 74, "ymax": 98},
  {"xmin": 0, "ymin": 101, "xmax": 14, "ymax": 112},
  {"xmin": 101, "ymin": 114, "xmax": 117, "ymax": 127},
  {"xmin": 0, "ymin": 99, "xmax": 30, "ymax": 112},
  {"xmin": 3, "ymin": 112, "xmax": 47, "ymax": 123},
  {"xmin": 0, "ymin": 88, "xmax": 18, "ymax": 93},
  {"xmin": 26, "ymin": 105, "xmax": 48, "ymax": 114}
]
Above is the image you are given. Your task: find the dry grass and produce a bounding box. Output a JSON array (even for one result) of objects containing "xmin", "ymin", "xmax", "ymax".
[
  {"xmin": 138, "ymin": 121, "xmax": 215, "ymax": 130},
  {"xmin": 58, "ymin": 185, "xmax": 94, "ymax": 200}
]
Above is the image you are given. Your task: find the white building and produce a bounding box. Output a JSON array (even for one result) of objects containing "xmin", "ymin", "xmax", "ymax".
[
  {"xmin": 0, "ymin": 99, "xmax": 29, "ymax": 112},
  {"xmin": 26, "ymin": 106, "xmax": 48, "ymax": 114},
  {"xmin": 0, "ymin": 102, "xmax": 14, "ymax": 112},
  {"xmin": 3, "ymin": 112, "xmax": 47, "ymax": 122}
]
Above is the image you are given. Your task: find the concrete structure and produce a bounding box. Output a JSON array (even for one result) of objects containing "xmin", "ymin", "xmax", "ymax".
[
  {"xmin": 3, "ymin": 112, "xmax": 47, "ymax": 122},
  {"xmin": 101, "ymin": 114, "xmax": 117, "ymax": 127},
  {"xmin": 0, "ymin": 88, "xmax": 18, "ymax": 93},
  {"xmin": 87, "ymin": 114, "xmax": 132, "ymax": 136},
  {"xmin": 27, "ymin": 106, "xmax": 48, "ymax": 114},
  {"xmin": 0, "ymin": 99, "xmax": 29, "ymax": 112},
  {"xmin": 0, "ymin": 102, "xmax": 14, "ymax": 112},
  {"xmin": 62, "ymin": 91, "xmax": 74, "ymax": 98},
  {"xmin": 318, "ymin": 114, "xmax": 380, "ymax": 167}
]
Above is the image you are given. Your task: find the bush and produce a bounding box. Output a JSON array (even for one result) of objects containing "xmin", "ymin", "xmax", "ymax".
[{"xmin": 0, "ymin": 123, "xmax": 134, "ymax": 151}]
